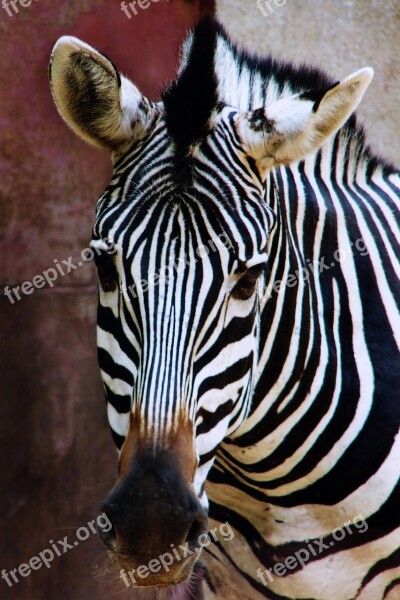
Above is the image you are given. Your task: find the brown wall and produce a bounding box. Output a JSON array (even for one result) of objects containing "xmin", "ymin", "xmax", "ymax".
[{"xmin": 0, "ymin": 2, "xmax": 212, "ymax": 599}]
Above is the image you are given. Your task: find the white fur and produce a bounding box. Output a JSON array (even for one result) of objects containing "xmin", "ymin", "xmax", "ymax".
[
  {"xmin": 50, "ymin": 36, "xmax": 154, "ymax": 149},
  {"xmin": 234, "ymin": 68, "xmax": 374, "ymax": 177}
]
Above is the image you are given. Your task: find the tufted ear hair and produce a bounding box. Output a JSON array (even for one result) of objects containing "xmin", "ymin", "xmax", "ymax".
[
  {"xmin": 234, "ymin": 67, "xmax": 374, "ymax": 178},
  {"xmin": 49, "ymin": 36, "xmax": 154, "ymax": 150}
]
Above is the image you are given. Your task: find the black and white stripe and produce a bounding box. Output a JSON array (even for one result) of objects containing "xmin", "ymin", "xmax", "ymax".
[{"xmin": 56, "ymin": 18, "xmax": 400, "ymax": 600}]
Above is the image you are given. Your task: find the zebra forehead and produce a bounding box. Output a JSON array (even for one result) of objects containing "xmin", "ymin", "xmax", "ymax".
[{"xmin": 100, "ymin": 196, "xmax": 270, "ymax": 267}]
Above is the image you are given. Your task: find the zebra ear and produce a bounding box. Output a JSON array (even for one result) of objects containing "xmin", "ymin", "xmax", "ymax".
[
  {"xmin": 49, "ymin": 36, "xmax": 153, "ymax": 150},
  {"xmin": 235, "ymin": 67, "xmax": 374, "ymax": 176}
]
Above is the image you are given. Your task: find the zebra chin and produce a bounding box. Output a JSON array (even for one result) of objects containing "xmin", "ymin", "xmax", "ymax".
[
  {"xmin": 101, "ymin": 511, "xmax": 207, "ymax": 592},
  {"xmin": 113, "ymin": 553, "xmax": 203, "ymax": 591},
  {"xmin": 114, "ymin": 561, "xmax": 205, "ymax": 599}
]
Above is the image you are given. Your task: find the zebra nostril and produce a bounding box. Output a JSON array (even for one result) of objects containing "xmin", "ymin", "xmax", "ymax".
[
  {"xmin": 97, "ymin": 508, "xmax": 116, "ymax": 546},
  {"xmin": 98, "ymin": 523, "xmax": 116, "ymax": 547},
  {"xmin": 185, "ymin": 517, "xmax": 208, "ymax": 549}
]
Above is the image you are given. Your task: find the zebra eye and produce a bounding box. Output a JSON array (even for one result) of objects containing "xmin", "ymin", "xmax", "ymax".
[
  {"xmin": 232, "ymin": 265, "xmax": 263, "ymax": 300},
  {"xmin": 94, "ymin": 252, "xmax": 118, "ymax": 292}
]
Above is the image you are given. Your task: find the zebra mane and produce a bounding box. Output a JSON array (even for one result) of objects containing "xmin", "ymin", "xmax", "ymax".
[{"xmin": 161, "ymin": 17, "xmax": 391, "ymax": 179}]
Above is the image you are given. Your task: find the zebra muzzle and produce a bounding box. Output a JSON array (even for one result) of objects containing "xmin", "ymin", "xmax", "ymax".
[{"xmin": 99, "ymin": 446, "xmax": 208, "ymax": 586}]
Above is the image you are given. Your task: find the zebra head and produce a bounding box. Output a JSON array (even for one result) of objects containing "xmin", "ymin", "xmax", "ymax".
[{"xmin": 49, "ymin": 20, "xmax": 372, "ymax": 589}]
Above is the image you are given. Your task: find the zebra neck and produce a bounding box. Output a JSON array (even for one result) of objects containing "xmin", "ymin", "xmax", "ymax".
[{"xmin": 223, "ymin": 136, "xmax": 398, "ymax": 478}]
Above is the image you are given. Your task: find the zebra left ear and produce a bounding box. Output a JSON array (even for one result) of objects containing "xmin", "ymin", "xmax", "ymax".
[
  {"xmin": 235, "ymin": 67, "xmax": 374, "ymax": 176},
  {"xmin": 49, "ymin": 36, "xmax": 154, "ymax": 150}
]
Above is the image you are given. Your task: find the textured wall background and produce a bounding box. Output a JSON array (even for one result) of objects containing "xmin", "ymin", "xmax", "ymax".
[
  {"xmin": 1, "ymin": 2, "xmax": 398, "ymax": 599},
  {"xmin": 0, "ymin": 2, "xmax": 212, "ymax": 599},
  {"xmin": 217, "ymin": 0, "xmax": 400, "ymax": 166}
]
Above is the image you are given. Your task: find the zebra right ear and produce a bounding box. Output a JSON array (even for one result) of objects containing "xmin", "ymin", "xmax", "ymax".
[
  {"xmin": 234, "ymin": 67, "xmax": 373, "ymax": 177},
  {"xmin": 49, "ymin": 37, "xmax": 154, "ymax": 150}
]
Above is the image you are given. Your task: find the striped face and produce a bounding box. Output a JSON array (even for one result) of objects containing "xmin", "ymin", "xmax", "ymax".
[{"xmin": 91, "ymin": 107, "xmax": 275, "ymax": 497}]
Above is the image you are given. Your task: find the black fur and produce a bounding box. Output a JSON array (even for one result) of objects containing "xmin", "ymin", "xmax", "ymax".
[
  {"xmin": 248, "ymin": 108, "xmax": 275, "ymax": 133},
  {"xmin": 299, "ymin": 81, "xmax": 340, "ymax": 112},
  {"xmin": 162, "ymin": 17, "xmax": 219, "ymax": 186},
  {"xmin": 162, "ymin": 18, "xmax": 396, "ymax": 179}
]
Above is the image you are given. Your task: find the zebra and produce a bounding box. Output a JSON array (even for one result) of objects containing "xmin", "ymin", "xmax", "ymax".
[{"xmin": 49, "ymin": 17, "xmax": 400, "ymax": 600}]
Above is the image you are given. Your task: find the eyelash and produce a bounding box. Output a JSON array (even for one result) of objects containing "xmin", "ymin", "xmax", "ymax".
[
  {"xmin": 93, "ymin": 251, "xmax": 264, "ymax": 299},
  {"xmin": 94, "ymin": 252, "xmax": 118, "ymax": 292},
  {"xmin": 231, "ymin": 265, "xmax": 264, "ymax": 300}
]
